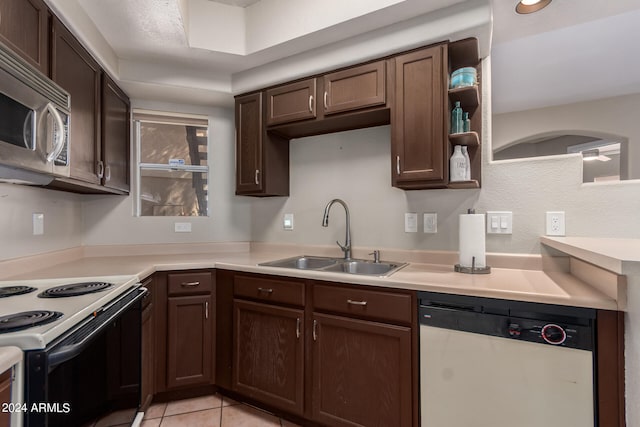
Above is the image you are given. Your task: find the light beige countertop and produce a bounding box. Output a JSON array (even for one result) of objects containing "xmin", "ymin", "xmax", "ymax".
[
  {"xmin": 541, "ymin": 236, "xmax": 640, "ymax": 275},
  {"xmin": 0, "ymin": 346, "xmax": 22, "ymax": 374},
  {"xmin": 0, "ymin": 244, "xmax": 619, "ymax": 310}
]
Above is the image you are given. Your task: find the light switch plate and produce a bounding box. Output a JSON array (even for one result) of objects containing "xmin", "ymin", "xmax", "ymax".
[
  {"xmin": 487, "ymin": 211, "xmax": 512, "ymax": 234},
  {"xmin": 423, "ymin": 213, "xmax": 437, "ymax": 233},
  {"xmin": 174, "ymin": 222, "xmax": 192, "ymax": 233},
  {"xmin": 33, "ymin": 213, "xmax": 44, "ymax": 235},
  {"xmin": 405, "ymin": 213, "xmax": 418, "ymax": 233},
  {"xmin": 283, "ymin": 213, "xmax": 294, "ymax": 230}
]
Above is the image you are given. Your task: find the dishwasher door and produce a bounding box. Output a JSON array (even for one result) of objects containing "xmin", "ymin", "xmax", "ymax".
[{"xmin": 420, "ymin": 324, "xmax": 594, "ymax": 427}]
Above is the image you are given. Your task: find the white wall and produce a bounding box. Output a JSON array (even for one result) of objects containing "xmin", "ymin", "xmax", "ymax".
[
  {"xmin": 82, "ymin": 101, "xmax": 251, "ymax": 246},
  {"xmin": 0, "ymin": 184, "xmax": 83, "ymax": 261},
  {"xmin": 251, "ymin": 58, "xmax": 640, "ymax": 255}
]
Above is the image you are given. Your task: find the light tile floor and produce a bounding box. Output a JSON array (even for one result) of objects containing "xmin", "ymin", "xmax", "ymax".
[{"xmin": 142, "ymin": 394, "xmax": 302, "ymax": 427}]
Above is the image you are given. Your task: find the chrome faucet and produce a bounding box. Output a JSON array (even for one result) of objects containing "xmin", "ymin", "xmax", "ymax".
[{"xmin": 322, "ymin": 198, "xmax": 352, "ymax": 260}]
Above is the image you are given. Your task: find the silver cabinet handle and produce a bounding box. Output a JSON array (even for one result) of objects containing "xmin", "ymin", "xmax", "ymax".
[
  {"xmin": 396, "ymin": 156, "xmax": 401, "ymax": 175},
  {"xmin": 254, "ymin": 169, "xmax": 260, "ymax": 185},
  {"xmin": 105, "ymin": 164, "xmax": 111, "ymax": 182},
  {"xmin": 296, "ymin": 318, "xmax": 301, "ymax": 339},
  {"xmin": 205, "ymin": 301, "xmax": 209, "ymax": 319},
  {"xmin": 181, "ymin": 281, "xmax": 200, "ymax": 287},
  {"xmin": 347, "ymin": 299, "xmax": 368, "ymax": 306},
  {"xmin": 97, "ymin": 161, "xmax": 105, "ymax": 179},
  {"xmin": 313, "ymin": 319, "xmax": 318, "ymax": 341},
  {"xmin": 258, "ymin": 287, "xmax": 273, "ymax": 293},
  {"xmin": 308, "ymin": 95, "xmax": 313, "ymax": 113},
  {"xmin": 323, "ymin": 91, "xmax": 328, "ymax": 109},
  {"xmin": 45, "ymin": 103, "xmax": 65, "ymax": 163}
]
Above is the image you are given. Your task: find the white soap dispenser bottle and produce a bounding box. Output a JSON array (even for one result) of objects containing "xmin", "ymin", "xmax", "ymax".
[
  {"xmin": 461, "ymin": 146, "xmax": 470, "ymax": 181},
  {"xmin": 450, "ymin": 145, "xmax": 466, "ymax": 182}
]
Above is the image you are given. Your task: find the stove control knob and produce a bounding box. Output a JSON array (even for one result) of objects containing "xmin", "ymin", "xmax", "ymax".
[
  {"xmin": 541, "ymin": 324, "xmax": 566, "ymax": 345},
  {"xmin": 508, "ymin": 323, "xmax": 521, "ymax": 338}
]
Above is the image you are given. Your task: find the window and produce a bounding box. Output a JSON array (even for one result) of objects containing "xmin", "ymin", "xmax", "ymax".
[{"xmin": 134, "ymin": 110, "xmax": 209, "ymax": 216}]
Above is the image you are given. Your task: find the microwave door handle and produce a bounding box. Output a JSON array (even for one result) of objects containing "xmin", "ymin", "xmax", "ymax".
[
  {"xmin": 45, "ymin": 103, "xmax": 65, "ymax": 163},
  {"xmin": 23, "ymin": 110, "xmax": 34, "ymax": 149}
]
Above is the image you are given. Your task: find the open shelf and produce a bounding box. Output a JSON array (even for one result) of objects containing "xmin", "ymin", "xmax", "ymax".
[
  {"xmin": 448, "ymin": 85, "xmax": 479, "ymax": 109},
  {"xmin": 447, "ymin": 180, "xmax": 480, "ymax": 189},
  {"xmin": 448, "ymin": 131, "xmax": 479, "ymax": 147}
]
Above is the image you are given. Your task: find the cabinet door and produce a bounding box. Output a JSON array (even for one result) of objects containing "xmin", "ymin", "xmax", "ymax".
[
  {"xmin": 323, "ymin": 61, "xmax": 386, "ymax": 115},
  {"xmin": 101, "ymin": 74, "xmax": 130, "ymax": 193},
  {"xmin": 233, "ymin": 299, "xmax": 304, "ymax": 416},
  {"xmin": 0, "ymin": 0, "xmax": 49, "ymax": 75},
  {"xmin": 266, "ymin": 79, "xmax": 316, "ymax": 126},
  {"xmin": 311, "ymin": 313, "xmax": 412, "ymax": 427},
  {"xmin": 0, "ymin": 369, "xmax": 10, "ymax": 427},
  {"xmin": 51, "ymin": 17, "xmax": 101, "ymax": 185},
  {"xmin": 167, "ymin": 295, "xmax": 213, "ymax": 389},
  {"xmin": 392, "ymin": 45, "xmax": 447, "ymax": 189},
  {"xmin": 236, "ymin": 93, "xmax": 263, "ymax": 194}
]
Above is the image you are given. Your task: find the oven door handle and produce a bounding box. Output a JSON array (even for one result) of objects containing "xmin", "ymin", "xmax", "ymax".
[{"xmin": 47, "ymin": 287, "xmax": 147, "ymax": 369}]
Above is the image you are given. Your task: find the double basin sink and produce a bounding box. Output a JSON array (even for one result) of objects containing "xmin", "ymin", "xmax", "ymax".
[{"xmin": 259, "ymin": 255, "xmax": 407, "ymax": 277}]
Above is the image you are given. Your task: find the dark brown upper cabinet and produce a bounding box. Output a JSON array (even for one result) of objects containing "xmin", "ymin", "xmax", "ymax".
[
  {"xmin": 235, "ymin": 39, "xmax": 481, "ymax": 195},
  {"xmin": 322, "ymin": 61, "xmax": 386, "ymax": 115},
  {"xmin": 235, "ymin": 92, "xmax": 289, "ymax": 197},
  {"xmin": 266, "ymin": 78, "xmax": 317, "ymax": 126},
  {"xmin": 51, "ymin": 17, "xmax": 101, "ymax": 186},
  {"xmin": 0, "ymin": 0, "xmax": 50, "ymax": 75},
  {"xmin": 101, "ymin": 73, "xmax": 130, "ymax": 193},
  {"xmin": 391, "ymin": 44, "xmax": 448, "ymax": 190}
]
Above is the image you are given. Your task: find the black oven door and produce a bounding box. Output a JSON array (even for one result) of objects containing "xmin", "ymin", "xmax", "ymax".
[{"xmin": 24, "ymin": 286, "xmax": 146, "ymax": 427}]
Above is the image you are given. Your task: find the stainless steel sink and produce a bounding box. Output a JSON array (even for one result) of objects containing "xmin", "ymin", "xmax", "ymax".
[
  {"xmin": 322, "ymin": 260, "xmax": 406, "ymax": 276},
  {"xmin": 259, "ymin": 256, "xmax": 407, "ymax": 277},
  {"xmin": 259, "ymin": 255, "xmax": 339, "ymax": 270}
]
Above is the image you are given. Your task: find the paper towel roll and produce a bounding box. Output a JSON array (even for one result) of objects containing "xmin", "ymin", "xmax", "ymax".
[{"xmin": 459, "ymin": 213, "xmax": 486, "ymax": 268}]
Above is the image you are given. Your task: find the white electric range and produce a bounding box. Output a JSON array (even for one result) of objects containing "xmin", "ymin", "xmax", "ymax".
[{"xmin": 0, "ymin": 275, "xmax": 144, "ymax": 427}]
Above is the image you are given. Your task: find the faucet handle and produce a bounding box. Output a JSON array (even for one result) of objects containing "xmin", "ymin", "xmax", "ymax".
[{"xmin": 369, "ymin": 250, "xmax": 381, "ymax": 263}]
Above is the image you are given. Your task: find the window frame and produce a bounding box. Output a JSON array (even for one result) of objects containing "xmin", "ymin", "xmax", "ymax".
[{"xmin": 133, "ymin": 110, "xmax": 210, "ymax": 217}]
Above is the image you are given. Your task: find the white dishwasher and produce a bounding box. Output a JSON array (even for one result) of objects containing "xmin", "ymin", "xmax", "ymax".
[{"xmin": 418, "ymin": 292, "xmax": 596, "ymax": 427}]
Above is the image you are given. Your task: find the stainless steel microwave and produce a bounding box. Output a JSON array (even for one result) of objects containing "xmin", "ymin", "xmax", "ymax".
[{"xmin": 0, "ymin": 41, "xmax": 70, "ymax": 185}]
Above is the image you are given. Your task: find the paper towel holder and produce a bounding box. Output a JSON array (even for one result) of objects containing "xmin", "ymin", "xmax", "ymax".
[{"xmin": 454, "ymin": 256, "xmax": 491, "ymax": 274}]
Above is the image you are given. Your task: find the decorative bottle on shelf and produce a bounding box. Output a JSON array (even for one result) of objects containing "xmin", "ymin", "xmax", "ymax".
[
  {"xmin": 450, "ymin": 101, "xmax": 463, "ymax": 134},
  {"xmin": 450, "ymin": 145, "xmax": 466, "ymax": 182},
  {"xmin": 462, "ymin": 146, "xmax": 471, "ymax": 181},
  {"xmin": 463, "ymin": 112, "xmax": 471, "ymax": 133}
]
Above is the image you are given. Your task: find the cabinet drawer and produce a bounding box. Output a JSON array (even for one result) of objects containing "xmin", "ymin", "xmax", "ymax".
[
  {"xmin": 168, "ymin": 272, "xmax": 212, "ymax": 296},
  {"xmin": 313, "ymin": 283, "xmax": 412, "ymax": 325},
  {"xmin": 234, "ymin": 274, "xmax": 305, "ymax": 307}
]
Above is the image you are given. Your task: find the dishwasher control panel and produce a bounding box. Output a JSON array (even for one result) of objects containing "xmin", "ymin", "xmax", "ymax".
[{"xmin": 418, "ymin": 291, "xmax": 595, "ymax": 352}]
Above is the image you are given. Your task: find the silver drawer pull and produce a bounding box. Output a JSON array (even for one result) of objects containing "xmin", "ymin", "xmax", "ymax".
[
  {"xmin": 347, "ymin": 299, "xmax": 367, "ymax": 306},
  {"xmin": 308, "ymin": 95, "xmax": 313, "ymax": 113},
  {"xmin": 296, "ymin": 318, "xmax": 301, "ymax": 339},
  {"xmin": 313, "ymin": 319, "xmax": 318, "ymax": 341},
  {"xmin": 181, "ymin": 281, "xmax": 200, "ymax": 287},
  {"xmin": 258, "ymin": 287, "xmax": 273, "ymax": 293},
  {"xmin": 205, "ymin": 301, "xmax": 209, "ymax": 319}
]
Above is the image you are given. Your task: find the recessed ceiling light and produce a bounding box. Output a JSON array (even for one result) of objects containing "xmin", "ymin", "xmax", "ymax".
[{"xmin": 516, "ymin": 0, "xmax": 552, "ymax": 14}]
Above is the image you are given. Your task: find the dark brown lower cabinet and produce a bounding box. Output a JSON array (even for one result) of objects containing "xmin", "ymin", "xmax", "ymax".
[
  {"xmin": 167, "ymin": 295, "xmax": 213, "ymax": 389},
  {"xmin": 0, "ymin": 369, "xmax": 11, "ymax": 427},
  {"xmin": 233, "ymin": 299, "xmax": 304, "ymax": 415},
  {"xmin": 311, "ymin": 312, "xmax": 412, "ymax": 427}
]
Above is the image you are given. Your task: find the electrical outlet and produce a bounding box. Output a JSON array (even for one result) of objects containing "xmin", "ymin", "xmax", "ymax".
[
  {"xmin": 546, "ymin": 211, "xmax": 565, "ymax": 236},
  {"xmin": 423, "ymin": 213, "xmax": 437, "ymax": 233},
  {"xmin": 405, "ymin": 213, "xmax": 418, "ymax": 233},
  {"xmin": 174, "ymin": 222, "xmax": 192, "ymax": 233}
]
